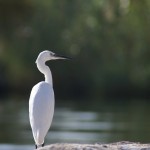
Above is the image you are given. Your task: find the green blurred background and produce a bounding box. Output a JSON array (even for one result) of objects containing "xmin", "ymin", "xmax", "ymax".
[
  {"xmin": 0, "ymin": 0, "xmax": 150, "ymax": 98},
  {"xmin": 0, "ymin": 0, "xmax": 150, "ymax": 99},
  {"xmin": 1, "ymin": 0, "xmax": 150, "ymax": 148}
]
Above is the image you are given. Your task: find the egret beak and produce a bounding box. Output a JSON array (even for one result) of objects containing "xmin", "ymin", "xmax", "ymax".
[{"xmin": 53, "ymin": 53, "xmax": 71, "ymax": 60}]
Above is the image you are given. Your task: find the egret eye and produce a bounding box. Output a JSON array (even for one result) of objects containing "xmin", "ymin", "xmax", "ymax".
[{"xmin": 49, "ymin": 52, "xmax": 55, "ymax": 57}]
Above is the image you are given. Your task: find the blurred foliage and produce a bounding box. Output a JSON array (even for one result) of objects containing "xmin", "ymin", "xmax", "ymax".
[{"xmin": 0, "ymin": 0, "xmax": 150, "ymax": 99}]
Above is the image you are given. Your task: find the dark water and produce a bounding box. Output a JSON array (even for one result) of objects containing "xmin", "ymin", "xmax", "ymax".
[{"xmin": 0, "ymin": 98, "xmax": 150, "ymax": 150}]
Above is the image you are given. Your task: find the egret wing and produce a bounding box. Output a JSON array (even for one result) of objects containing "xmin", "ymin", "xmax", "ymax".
[{"xmin": 29, "ymin": 81, "xmax": 54, "ymax": 145}]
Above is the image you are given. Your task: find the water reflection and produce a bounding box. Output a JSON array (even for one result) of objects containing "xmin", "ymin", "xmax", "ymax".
[
  {"xmin": 0, "ymin": 144, "xmax": 32, "ymax": 150},
  {"xmin": 0, "ymin": 99, "xmax": 150, "ymax": 150}
]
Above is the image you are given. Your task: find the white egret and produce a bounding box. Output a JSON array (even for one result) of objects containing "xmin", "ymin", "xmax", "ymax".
[{"xmin": 29, "ymin": 50, "xmax": 69, "ymax": 149}]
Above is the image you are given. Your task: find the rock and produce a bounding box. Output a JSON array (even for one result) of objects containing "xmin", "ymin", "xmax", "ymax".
[{"xmin": 37, "ymin": 141, "xmax": 150, "ymax": 150}]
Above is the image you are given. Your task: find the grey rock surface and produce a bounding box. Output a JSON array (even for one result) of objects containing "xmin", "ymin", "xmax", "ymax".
[{"xmin": 37, "ymin": 141, "xmax": 150, "ymax": 150}]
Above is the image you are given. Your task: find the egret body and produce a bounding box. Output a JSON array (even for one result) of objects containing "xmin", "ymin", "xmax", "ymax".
[{"xmin": 29, "ymin": 50, "xmax": 68, "ymax": 149}]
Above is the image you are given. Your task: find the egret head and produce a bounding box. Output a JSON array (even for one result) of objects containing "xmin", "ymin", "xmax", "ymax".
[{"xmin": 36, "ymin": 50, "xmax": 70, "ymax": 64}]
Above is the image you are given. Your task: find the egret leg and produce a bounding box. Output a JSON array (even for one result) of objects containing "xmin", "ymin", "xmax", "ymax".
[
  {"xmin": 35, "ymin": 143, "xmax": 44, "ymax": 149},
  {"xmin": 35, "ymin": 144, "xmax": 37, "ymax": 149}
]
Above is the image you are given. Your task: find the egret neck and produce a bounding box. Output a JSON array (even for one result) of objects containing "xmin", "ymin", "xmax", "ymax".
[{"xmin": 36, "ymin": 60, "xmax": 53, "ymax": 86}]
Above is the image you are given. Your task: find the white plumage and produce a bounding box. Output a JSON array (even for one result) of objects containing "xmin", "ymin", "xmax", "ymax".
[
  {"xmin": 29, "ymin": 82, "xmax": 54, "ymax": 145},
  {"xmin": 29, "ymin": 50, "xmax": 68, "ymax": 148}
]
